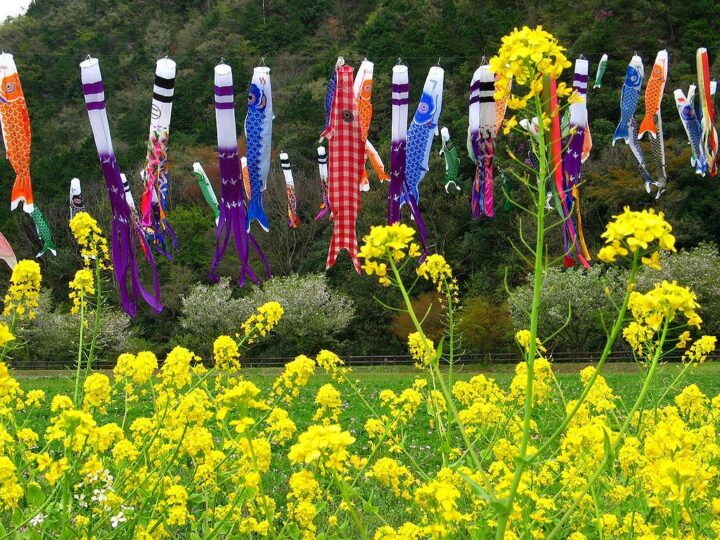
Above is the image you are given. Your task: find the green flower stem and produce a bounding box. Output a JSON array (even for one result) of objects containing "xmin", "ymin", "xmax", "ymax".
[
  {"xmin": 529, "ymin": 252, "xmax": 640, "ymax": 462},
  {"xmin": 546, "ymin": 317, "xmax": 670, "ymax": 539},
  {"xmin": 0, "ymin": 312, "xmax": 18, "ymax": 363},
  {"xmin": 85, "ymin": 254, "xmax": 103, "ymax": 376},
  {"xmin": 495, "ymin": 92, "xmax": 548, "ymax": 540},
  {"xmin": 73, "ymin": 297, "xmax": 86, "ymax": 405},
  {"xmin": 388, "ymin": 256, "xmax": 494, "ymax": 499},
  {"xmin": 654, "ymin": 352, "xmax": 697, "ymax": 407}
]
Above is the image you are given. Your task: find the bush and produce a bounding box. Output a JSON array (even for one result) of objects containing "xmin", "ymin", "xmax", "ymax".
[
  {"xmin": 240, "ymin": 273, "xmax": 354, "ymax": 356},
  {"xmin": 636, "ymin": 243, "xmax": 720, "ymax": 338},
  {"xmin": 509, "ymin": 265, "xmax": 627, "ymax": 352},
  {"xmin": 457, "ymin": 297, "xmax": 514, "ymax": 353},
  {"xmin": 391, "ymin": 292, "xmax": 446, "ymax": 343},
  {"xmin": 9, "ymin": 290, "xmax": 134, "ymax": 367},
  {"xmin": 177, "ymin": 278, "xmax": 249, "ymax": 357}
]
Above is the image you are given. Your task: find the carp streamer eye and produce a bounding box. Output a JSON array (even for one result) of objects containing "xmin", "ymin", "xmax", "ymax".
[
  {"xmin": 248, "ymin": 93, "xmax": 257, "ymax": 105},
  {"xmin": 342, "ymin": 110, "xmax": 354, "ymax": 122},
  {"xmin": 5, "ymin": 82, "xmax": 15, "ymax": 93},
  {"xmin": 418, "ymin": 102, "xmax": 429, "ymax": 114}
]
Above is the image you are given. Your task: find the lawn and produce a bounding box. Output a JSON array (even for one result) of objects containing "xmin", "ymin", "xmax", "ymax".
[
  {"xmin": 5, "ymin": 360, "xmax": 719, "ymax": 537},
  {"xmin": 15, "ymin": 360, "xmax": 720, "ymax": 463}
]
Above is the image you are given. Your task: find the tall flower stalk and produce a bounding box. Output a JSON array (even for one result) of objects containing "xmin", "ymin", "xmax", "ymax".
[{"xmin": 69, "ymin": 212, "xmax": 111, "ymax": 403}]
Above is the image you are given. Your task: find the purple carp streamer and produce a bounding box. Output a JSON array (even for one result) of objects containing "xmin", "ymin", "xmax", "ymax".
[
  {"xmin": 140, "ymin": 58, "xmax": 177, "ymax": 259},
  {"xmin": 210, "ymin": 62, "xmax": 271, "ymax": 286},
  {"xmin": 80, "ymin": 57, "xmax": 162, "ymax": 317}
]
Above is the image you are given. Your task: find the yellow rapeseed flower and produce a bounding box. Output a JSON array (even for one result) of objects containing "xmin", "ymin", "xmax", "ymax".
[
  {"xmin": 3, "ymin": 260, "xmax": 41, "ymax": 320},
  {"xmin": 597, "ymin": 207, "xmax": 676, "ymax": 267},
  {"xmin": 69, "ymin": 268, "xmax": 95, "ymax": 315},
  {"xmin": 69, "ymin": 211, "xmax": 110, "ymax": 268},
  {"xmin": 0, "ymin": 324, "xmax": 15, "ymax": 349}
]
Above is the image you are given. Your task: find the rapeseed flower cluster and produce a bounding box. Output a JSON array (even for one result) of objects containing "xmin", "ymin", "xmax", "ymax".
[
  {"xmin": 490, "ymin": 26, "xmax": 571, "ymax": 102},
  {"xmin": 597, "ymin": 207, "xmax": 676, "ymax": 267},
  {"xmin": 359, "ymin": 224, "xmax": 421, "ymax": 286},
  {"xmin": 241, "ymin": 300, "xmax": 284, "ymax": 339},
  {"xmin": 0, "ymin": 287, "xmax": 716, "ymax": 539},
  {"xmin": 68, "ymin": 268, "xmax": 95, "ymax": 315},
  {"xmin": 3, "ymin": 260, "xmax": 41, "ymax": 320},
  {"xmin": 629, "ymin": 280, "xmax": 701, "ymax": 329},
  {"xmin": 69, "ymin": 211, "xmax": 110, "ymax": 268},
  {"xmin": 0, "ymin": 324, "xmax": 14, "ymax": 349}
]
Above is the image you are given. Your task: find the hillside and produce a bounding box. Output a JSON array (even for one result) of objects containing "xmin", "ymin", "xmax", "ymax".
[{"xmin": 0, "ymin": 0, "xmax": 719, "ymax": 356}]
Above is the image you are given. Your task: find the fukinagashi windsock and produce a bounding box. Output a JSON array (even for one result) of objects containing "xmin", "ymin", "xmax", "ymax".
[
  {"xmin": 674, "ymin": 88, "xmax": 708, "ymax": 175},
  {"xmin": 439, "ymin": 127, "xmax": 460, "ymax": 192},
  {"xmin": 315, "ymin": 145, "xmax": 331, "ymax": 221},
  {"xmin": 613, "ymin": 55, "xmax": 644, "ymax": 145},
  {"xmin": 468, "ymin": 64, "xmax": 497, "ymax": 219},
  {"xmin": 638, "ymin": 50, "xmax": 668, "ymax": 139},
  {"xmin": 561, "ymin": 58, "xmax": 591, "ymax": 262},
  {"xmin": 593, "ymin": 54, "xmax": 608, "ymax": 88},
  {"xmin": 320, "ymin": 62, "xmax": 364, "ymax": 273},
  {"xmin": 31, "ymin": 205, "xmax": 56, "ymax": 258},
  {"xmin": 192, "ymin": 162, "xmax": 220, "ymax": 225},
  {"xmin": 140, "ymin": 58, "xmax": 176, "ymax": 258},
  {"xmin": 80, "ymin": 56, "xmax": 162, "ymax": 317},
  {"xmin": 245, "ymin": 66, "xmax": 273, "ymax": 232},
  {"xmin": 69, "ymin": 177, "xmax": 86, "ymax": 219},
  {"xmin": 280, "ymin": 152, "xmax": 301, "ymax": 229},
  {"xmin": 388, "ymin": 64, "xmax": 409, "ymax": 226},
  {"xmin": 697, "ymin": 48, "xmax": 718, "ymax": 176},
  {"xmin": 210, "ymin": 62, "xmax": 271, "ymax": 286},
  {"xmin": 0, "ymin": 233, "xmax": 17, "ymax": 269},
  {"xmin": 0, "ymin": 53, "xmax": 34, "ymax": 213}
]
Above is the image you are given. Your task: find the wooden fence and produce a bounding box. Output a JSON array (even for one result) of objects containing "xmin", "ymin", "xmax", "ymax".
[{"xmin": 9, "ymin": 350, "xmax": 720, "ymax": 371}]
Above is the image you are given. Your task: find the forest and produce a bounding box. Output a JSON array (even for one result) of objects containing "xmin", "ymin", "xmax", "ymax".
[{"xmin": 1, "ymin": 0, "xmax": 719, "ymax": 361}]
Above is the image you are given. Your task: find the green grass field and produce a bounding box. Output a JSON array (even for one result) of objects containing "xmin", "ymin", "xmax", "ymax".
[
  {"xmin": 7, "ymin": 361, "xmax": 720, "ymax": 533},
  {"xmin": 14, "ymin": 361, "xmax": 720, "ymax": 442}
]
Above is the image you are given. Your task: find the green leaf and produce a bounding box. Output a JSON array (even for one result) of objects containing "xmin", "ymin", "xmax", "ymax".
[
  {"xmin": 458, "ymin": 471, "xmax": 494, "ymax": 504},
  {"xmin": 25, "ymin": 482, "xmax": 45, "ymax": 507},
  {"xmin": 12, "ymin": 508, "xmax": 23, "ymax": 527}
]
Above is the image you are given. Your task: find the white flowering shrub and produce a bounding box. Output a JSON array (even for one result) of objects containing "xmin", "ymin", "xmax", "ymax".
[
  {"xmin": 511, "ymin": 244, "xmax": 720, "ymax": 352},
  {"xmin": 636, "ymin": 243, "xmax": 720, "ymax": 337},
  {"xmin": 179, "ymin": 274, "xmax": 354, "ymax": 357},
  {"xmin": 509, "ymin": 265, "xmax": 627, "ymax": 351},
  {"xmin": 9, "ymin": 290, "xmax": 133, "ymax": 366},
  {"xmin": 179, "ymin": 277, "xmax": 248, "ymax": 333},
  {"xmin": 239, "ymin": 274, "xmax": 355, "ymax": 355}
]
